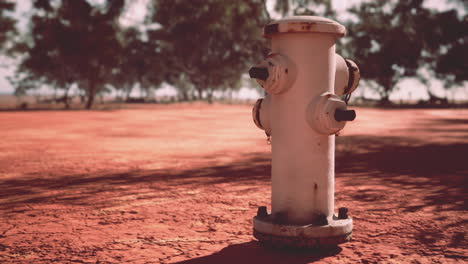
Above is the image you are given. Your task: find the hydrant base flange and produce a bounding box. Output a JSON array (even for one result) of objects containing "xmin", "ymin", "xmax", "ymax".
[{"xmin": 253, "ymin": 216, "xmax": 352, "ymax": 248}]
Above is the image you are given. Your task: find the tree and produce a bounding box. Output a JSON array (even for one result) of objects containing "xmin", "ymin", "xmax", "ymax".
[
  {"xmin": 420, "ymin": 8, "xmax": 467, "ymax": 90},
  {"xmin": 146, "ymin": 0, "xmax": 269, "ymax": 102},
  {"xmin": 109, "ymin": 26, "xmax": 167, "ymax": 101},
  {"xmin": 0, "ymin": 0, "xmax": 16, "ymax": 55},
  {"xmin": 345, "ymin": 1, "xmax": 429, "ymax": 104},
  {"xmin": 274, "ymin": 0, "xmax": 335, "ymax": 17},
  {"xmin": 345, "ymin": 0, "xmax": 468, "ymax": 104},
  {"xmin": 170, "ymin": 73, "xmax": 196, "ymax": 101},
  {"xmin": 14, "ymin": 0, "xmax": 125, "ymax": 109},
  {"xmin": 110, "ymin": 28, "xmax": 145, "ymax": 100}
]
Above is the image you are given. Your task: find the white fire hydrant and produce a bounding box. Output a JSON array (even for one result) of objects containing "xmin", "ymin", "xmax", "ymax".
[{"xmin": 249, "ymin": 16, "xmax": 360, "ymax": 247}]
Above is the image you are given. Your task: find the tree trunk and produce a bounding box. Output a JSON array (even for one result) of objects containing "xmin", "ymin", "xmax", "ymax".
[
  {"xmin": 190, "ymin": 90, "xmax": 197, "ymax": 100},
  {"xmin": 196, "ymin": 88, "xmax": 203, "ymax": 100},
  {"xmin": 207, "ymin": 89, "xmax": 213, "ymax": 104},
  {"xmin": 85, "ymin": 81, "xmax": 96, "ymax": 109},
  {"xmin": 379, "ymin": 94, "xmax": 391, "ymax": 106},
  {"xmin": 79, "ymin": 90, "xmax": 86, "ymax": 103},
  {"xmin": 180, "ymin": 90, "xmax": 189, "ymax": 101},
  {"xmin": 64, "ymin": 86, "xmax": 70, "ymax": 109},
  {"xmin": 140, "ymin": 85, "xmax": 145, "ymax": 98},
  {"xmin": 125, "ymin": 85, "xmax": 132, "ymax": 101}
]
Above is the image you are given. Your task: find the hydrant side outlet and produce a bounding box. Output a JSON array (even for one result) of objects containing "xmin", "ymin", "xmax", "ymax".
[
  {"xmin": 252, "ymin": 95, "xmax": 272, "ymax": 135},
  {"xmin": 249, "ymin": 16, "xmax": 359, "ymax": 248},
  {"xmin": 250, "ymin": 53, "xmax": 296, "ymax": 94}
]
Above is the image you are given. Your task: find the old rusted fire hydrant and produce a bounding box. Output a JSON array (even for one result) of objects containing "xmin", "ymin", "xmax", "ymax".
[{"xmin": 249, "ymin": 16, "xmax": 360, "ymax": 247}]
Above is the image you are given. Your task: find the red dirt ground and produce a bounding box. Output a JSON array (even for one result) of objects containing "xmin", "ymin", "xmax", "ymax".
[{"xmin": 0, "ymin": 103, "xmax": 466, "ymax": 264}]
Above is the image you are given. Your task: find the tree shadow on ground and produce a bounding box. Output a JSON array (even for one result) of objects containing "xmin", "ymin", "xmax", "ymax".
[
  {"xmin": 429, "ymin": 118, "xmax": 468, "ymax": 126},
  {"xmin": 173, "ymin": 241, "xmax": 341, "ymax": 264},
  {"xmin": 1, "ymin": 119, "xmax": 466, "ymax": 213},
  {"xmin": 335, "ymin": 135, "xmax": 467, "ymax": 212},
  {"xmin": 0, "ymin": 152, "xmax": 271, "ymax": 211}
]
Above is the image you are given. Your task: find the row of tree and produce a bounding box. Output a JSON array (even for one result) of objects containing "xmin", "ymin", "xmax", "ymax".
[
  {"xmin": 274, "ymin": 0, "xmax": 467, "ymax": 104},
  {"xmin": 0, "ymin": 0, "xmax": 466, "ymax": 108}
]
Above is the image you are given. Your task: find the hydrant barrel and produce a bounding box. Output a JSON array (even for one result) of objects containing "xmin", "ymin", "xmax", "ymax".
[
  {"xmin": 267, "ymin": 17, "xmax": 345, "ymax": 225},
  {"xmin": 250, "ymin": 16, "xmax": 358, "ymax": 248}
]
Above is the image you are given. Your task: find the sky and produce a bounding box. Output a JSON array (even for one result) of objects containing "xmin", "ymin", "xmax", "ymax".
[{"xmin": 0, "ymin": 0, "xmax": 466, "ymax": 101}]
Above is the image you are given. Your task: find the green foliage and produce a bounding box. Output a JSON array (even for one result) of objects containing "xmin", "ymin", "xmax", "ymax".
[
  {"xmin": 274, "ymin": 0, "xmax": 335, "ymax": 17},
  {"xmin": 423, "ymin": 10, "xmax": 467, "ymax": 87},
  {"xmin": 6, "ymin": 0, "xmax": 467, "ymax": 106},
  {"xmin": 146, "ymin": 0, "xmax": 269, "ymax": 101},
  {"xmin": 13, "ymin": 0, "xmax": 125, "ymax": 108},
  {"xmin": 346, "ymin": 0, "xmax": 467, "ymax": 103},
  {"xmin": 109, "ymin": 27, "xmax": 167, "ymax": 100},
  {"xmin": 0, "ymin": 0, "xmax": 16, "ymax": 55}
]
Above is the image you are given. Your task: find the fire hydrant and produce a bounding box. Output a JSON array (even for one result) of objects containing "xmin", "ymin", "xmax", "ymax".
[{"xmin": 249, "ymin": 16, "xmax": 360, "ymax": 247}]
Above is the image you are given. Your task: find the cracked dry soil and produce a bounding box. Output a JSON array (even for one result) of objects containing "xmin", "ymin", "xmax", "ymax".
[{"xmin": 0, "ymin": 103, "xmax": 466, "ymax": 263}]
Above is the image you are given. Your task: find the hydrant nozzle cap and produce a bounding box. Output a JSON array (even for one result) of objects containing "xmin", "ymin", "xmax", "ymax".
[
  {"xmin": 249, "ymin": 67, "xmax": 269, "ymax": 81},
  {"xmin": 335, "ymin": 109, "xmax": 356, "ymax": 122},
  {"xmin": 263, "ymin": 16, "xmax": 346, "ymax": 38}
]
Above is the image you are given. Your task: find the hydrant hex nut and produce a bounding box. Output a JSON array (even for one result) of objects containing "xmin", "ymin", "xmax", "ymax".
[
  {"xmin": 257, "ymin": 206, "xmax": 269, "ymax": 218},
  {"xmin": 338, "ymin": 207, "xmax": 349, "ymax": 219}
]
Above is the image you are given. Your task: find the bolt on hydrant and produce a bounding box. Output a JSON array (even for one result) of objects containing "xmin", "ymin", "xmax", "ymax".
[{"xmin": 249, "ymin": 16, "xmax": 360, "ymax": 248}]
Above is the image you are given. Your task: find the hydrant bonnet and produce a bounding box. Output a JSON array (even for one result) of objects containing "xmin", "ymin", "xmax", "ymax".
[{"xmin": 263, "ymin": 16, "xmax": 346, "ymax": 38}]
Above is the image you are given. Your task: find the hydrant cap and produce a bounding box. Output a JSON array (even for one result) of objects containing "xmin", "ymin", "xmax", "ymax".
[{"xmin": 263, "ymin": 16, "xmax": 346, "ymax": 38}]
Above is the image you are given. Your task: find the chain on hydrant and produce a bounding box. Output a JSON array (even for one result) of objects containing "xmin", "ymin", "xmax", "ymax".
[{"xmin": 249, "ymin": 16, "xmax": 360, "ymax": 248}]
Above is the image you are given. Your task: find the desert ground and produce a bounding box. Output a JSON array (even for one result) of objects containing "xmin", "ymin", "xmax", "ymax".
[{"xmin": 0, "ymin": 103, "xmax": 466, "ymax": 263}]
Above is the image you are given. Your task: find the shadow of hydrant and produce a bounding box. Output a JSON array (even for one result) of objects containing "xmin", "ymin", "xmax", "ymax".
[{"xmin": 174, "ymin": 241, "xmax": 342, "ymax": 264}]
